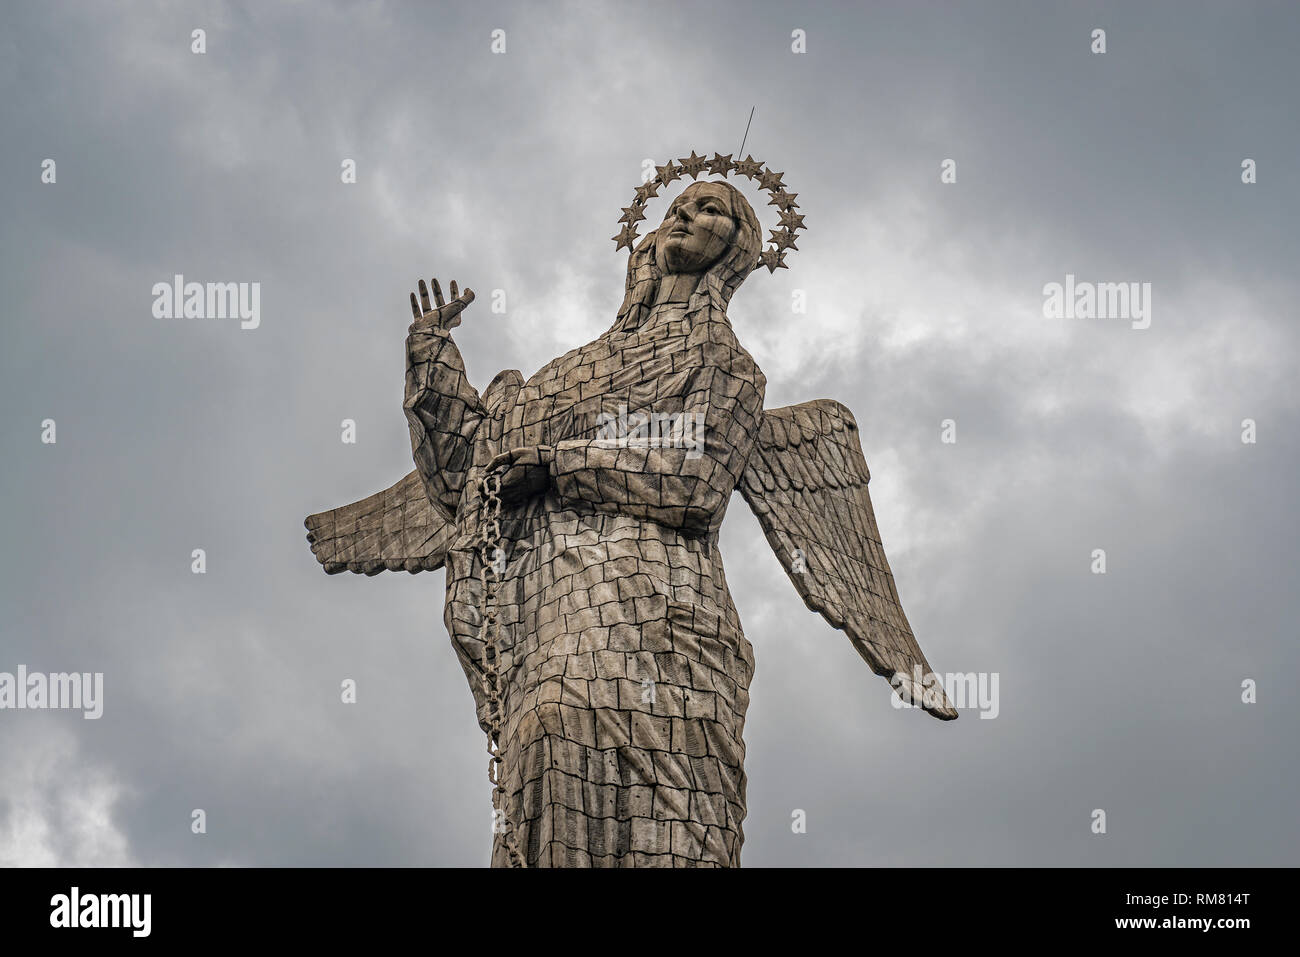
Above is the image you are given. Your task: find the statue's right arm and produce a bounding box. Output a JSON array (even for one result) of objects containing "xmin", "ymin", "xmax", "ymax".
[{"xmin": 403, "ymin": 279, "xmax": 483, "ymax": 518}]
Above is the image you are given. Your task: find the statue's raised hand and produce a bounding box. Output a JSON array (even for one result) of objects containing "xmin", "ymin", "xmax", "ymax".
[{"xmin": 409, "ymin": 278, "xmax": 475, "ymax": 333}]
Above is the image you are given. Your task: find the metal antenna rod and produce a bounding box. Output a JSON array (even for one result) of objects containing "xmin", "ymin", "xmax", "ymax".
[{"xmin": 738, "ymin": 106, "xmax": 755, "ymax": 156}]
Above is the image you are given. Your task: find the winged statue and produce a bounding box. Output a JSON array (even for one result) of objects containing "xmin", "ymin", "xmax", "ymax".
[{"xmin": 305, "ymin": 152, "xmax": 955, "ymax": 868}]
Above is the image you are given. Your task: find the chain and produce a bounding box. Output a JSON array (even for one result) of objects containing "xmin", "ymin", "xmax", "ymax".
[{"xmin": 475, "ymin": 468, "xmax": 526, "ymax": 868}]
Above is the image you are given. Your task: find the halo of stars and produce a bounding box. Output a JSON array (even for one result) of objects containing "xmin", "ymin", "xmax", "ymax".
[{"xmin": 613, "ymin": 151, "xmax": 806, "ymax": 274}]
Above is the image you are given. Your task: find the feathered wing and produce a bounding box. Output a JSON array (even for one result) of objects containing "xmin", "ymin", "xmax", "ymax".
[
  {"xmin": 304, "ymin": 367, "xmax": 523, "ymax": 577},
  {"xmin": 738, "ymin": 399, "xmax": 957, "ymax": 719},
  {"xmin": 304, "ymin": 470, "xmax": 454, "ymax": 575}
]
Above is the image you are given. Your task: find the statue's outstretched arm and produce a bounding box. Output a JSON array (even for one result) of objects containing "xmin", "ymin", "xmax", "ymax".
[{"xmin": 403, "ymin": 278, "xmax": 483, "ymax": 518}]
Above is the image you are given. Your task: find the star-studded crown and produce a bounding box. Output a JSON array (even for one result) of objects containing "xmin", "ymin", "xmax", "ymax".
[{"xmin": 613, "ymin": 151, "xmax": 806, "ymax": 274}]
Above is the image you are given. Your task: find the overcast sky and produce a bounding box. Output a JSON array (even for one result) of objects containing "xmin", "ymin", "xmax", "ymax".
[{"xmin": 2, "ymin": 0, "xmax": 1297, "ymax": 866}]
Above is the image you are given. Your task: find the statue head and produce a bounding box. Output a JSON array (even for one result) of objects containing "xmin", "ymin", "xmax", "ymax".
[
  {"xmin": 615, "ymin": 179, "xmax": 761, "ymax": 328},
  {"xmin": 656, "ymin": 182, "xmax": 742, "ymax": 274}
]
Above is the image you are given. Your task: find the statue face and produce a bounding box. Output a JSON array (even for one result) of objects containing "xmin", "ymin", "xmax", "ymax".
[{"xmin": 656, "ymin": 182, "xmax": 738, "ymax": 274}]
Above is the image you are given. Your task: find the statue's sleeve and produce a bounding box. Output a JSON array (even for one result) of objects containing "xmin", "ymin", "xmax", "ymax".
[
  {"xmin": 403, "ymin": 327, "xmax": 485, "ymax": 518},
  {"xmin": 550, "ymin": 340, "xmax": 765, "ymax": 537}
]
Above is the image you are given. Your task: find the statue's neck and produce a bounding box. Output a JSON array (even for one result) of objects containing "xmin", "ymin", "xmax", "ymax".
[{"xmin": 651, "ymin": 271, "xmax": 703, "ymax": 309}]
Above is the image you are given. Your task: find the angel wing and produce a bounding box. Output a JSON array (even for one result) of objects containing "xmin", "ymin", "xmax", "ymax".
[
  {"xmin": 738, "ymin": 399, "xmax": 957, "ymax": 719},
  {"xmin": 304, "ymin": 469, "xmax": 454, "ymax": 575},
  {"xmin": 304, "ymin": 367, "xmax": 526, "ymax": 576}
]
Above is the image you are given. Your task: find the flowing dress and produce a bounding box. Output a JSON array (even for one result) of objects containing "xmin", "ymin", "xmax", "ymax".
[{"xmin": 404, "ymin": 299, "xmax": 766, "ymax": 867}]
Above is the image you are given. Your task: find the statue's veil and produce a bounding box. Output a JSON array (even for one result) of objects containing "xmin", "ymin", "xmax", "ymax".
[{"xmin": 610, "ymin": 181, "xmax": 762, "ymax": 333}]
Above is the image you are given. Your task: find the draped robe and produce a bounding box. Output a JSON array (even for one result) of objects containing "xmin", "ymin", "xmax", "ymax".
[{"xmin": 405, "ymin": 294, "xmax": 766, "ymax": 867}]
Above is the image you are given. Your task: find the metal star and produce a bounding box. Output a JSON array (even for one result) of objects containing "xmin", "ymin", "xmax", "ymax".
[
  {"xmin": 778, "ymin": 209, "xmax": 807, "ymax": 231},
  {"xmin": 757, "ymin": 167, "xmax": 786, "ymax": 191},
  {"xmin": 612, "ymin": 224, "xmax": 639, "ymax": 251},
  {"xmin": 769, "ymin": 228, "xmax": 799, "ymax": 252},
  {"xmin": 618, "ymin": 205, "xmax": 647, "ymax": 225},
  {"xmin": 758, "ymin": 247, "xmax": 788, "ymax": 272},
  {"xmin": 706, "ymin": 152, "xmax": 733, "ymax": 176},
  {"xmin": 654, "ymin": 161, "xmax": 683, "ymax": 186},
  {"xmin": 767, "ymin": 189, "xmax": 799, "ymax": 211},
  {"xmin": 634, "ymin": 179, "xmax": 662, "ymax": 203},
  {"xmin": 733, "ymin": 154, "xmax": 763, "ymax": 178},
  {"xmin": 677, "ymin": 151, "xmax": 709, "ymax": 180}
]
